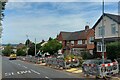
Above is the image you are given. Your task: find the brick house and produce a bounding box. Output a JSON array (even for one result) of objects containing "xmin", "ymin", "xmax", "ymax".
[
  {"xmin": 57, "ymin": 26, "xmax": 95, "ymax": 54},
  {"xmin": 92, "ymin": 13, "xmax": 120, "ymax": 58}
]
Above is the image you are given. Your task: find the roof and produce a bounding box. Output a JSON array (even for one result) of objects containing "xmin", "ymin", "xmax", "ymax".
[
  {"xmin": 60, "ymin": 29, "xmax": 92, "ymax": 40},
  {"xmin": 92, "ymin": 13, "xmax": 120, "ymax": 29}
]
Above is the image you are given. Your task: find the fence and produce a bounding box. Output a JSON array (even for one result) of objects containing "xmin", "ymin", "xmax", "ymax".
[
  {"xmin": 18, "ymin": 56, "xmax": 80, "ymax": 69},
  {"xmin": 82, "ymin": 59, "xmax": 119, "ymax": 78}
]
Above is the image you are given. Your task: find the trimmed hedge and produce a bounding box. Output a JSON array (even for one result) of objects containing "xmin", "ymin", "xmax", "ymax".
[{"xmin": 106, "ymin": 41, "xmax": 120, "ymax": 61}]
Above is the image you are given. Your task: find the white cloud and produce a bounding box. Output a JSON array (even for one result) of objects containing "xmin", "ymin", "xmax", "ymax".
[
  {"xmin": 8, "ymin": 0, "xmax": 120, "ymax": 2},
  {"xmin": 2, "ymin": 2, "xmax": 118, "ymax": 44}
]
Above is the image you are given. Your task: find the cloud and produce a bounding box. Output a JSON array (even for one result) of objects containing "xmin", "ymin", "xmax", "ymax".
[
  {"xmin": 8, "ymin": 0, "xmax": 120, "ymax": 2},
  {"xmin": 2, "ymin": 2, "xmax": 118, "ymax": 44}
]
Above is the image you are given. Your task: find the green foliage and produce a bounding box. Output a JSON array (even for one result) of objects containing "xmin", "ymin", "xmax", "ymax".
[
  {"xmin": 41, "ymin": 39, "xmax": 62, "ymax": 55},
  {"xmin": 17, "ymin": 48, "xmax": 26, "ymax": 56},
  {"xmin": 0, "ymin": 2, "xmax": 6, "ymax": 21},
  {"xmin": 25, "ymin": 39, "xmax": 31, "ymax": 47},
  {"xmin": 2, "ymin": 44, "xmax": 14, "ymax": 56},
  {"xmin": 81, "ymin": 51, "xmax": 93, "ymax": 60},
  {"xmin": 28, "ymin": 43, "xmax": 35, "ymax": 56},
  {"xmin": 48, "ymin": 37, "xmax": 53, "ymax": 41},
  {"xmin": 106, "ymin": 42, "xmax": 120, "ymax": 60}
]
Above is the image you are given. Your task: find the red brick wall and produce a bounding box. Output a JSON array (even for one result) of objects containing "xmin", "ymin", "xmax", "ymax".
[{"xmin": 87, "ymin": 29, "xmax": 95, "ymax": 50}]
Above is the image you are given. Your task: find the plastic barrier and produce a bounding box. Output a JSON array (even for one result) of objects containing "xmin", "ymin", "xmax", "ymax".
[{"xmin": 82, "ymin": 59, "xmax": 119, "ymax": 78}]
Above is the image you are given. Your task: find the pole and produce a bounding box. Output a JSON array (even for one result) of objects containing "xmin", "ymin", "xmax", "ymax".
[
  {"xmin": 102, "ymin": 0, "xmax": 105, "ymax": 64},
  {"xmin": 35, "ymin": 38, "xmax": 36, "ymax": 57},
  {"xmin": 26, "ymin": 35, "xmax": 28, "ymax": 55}
]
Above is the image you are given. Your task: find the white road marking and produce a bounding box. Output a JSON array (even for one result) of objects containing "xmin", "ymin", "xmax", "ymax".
[
  {"xmin": 5, "ymin": 72, "xmax": 14, "ymax": 76},
  {"xmin": 22, "ymin": 66, "xmax": 28, "ymax": 69},
  {"xmin": 45, "ymin": 76, "xmax": 49, "ymax": 78},
  {"xmin": 11, "ymin": 72, "xmax": 14, "ymax": 75},
  {"xmin": 45, "ymin": 76, "xmax": 53, "ymax": 80},
  {"xmin": 30, "ymin": 69, "xmax": 40, "ymax": 75},
  {"xmin": 20, "ymin": 70, "xmax": 29, "ymax": 74},
  {"xmin": 17, "ymin": 71, "xmax": 20, "ymax": 74}
]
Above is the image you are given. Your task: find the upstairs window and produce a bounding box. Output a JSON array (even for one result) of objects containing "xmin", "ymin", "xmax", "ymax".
[
  {"xmin": 98, "ymin": 26, "xmax": 105, "ymax": 36},
  {"xmin": 89, "ymin": 37, "xmax": 94, "ymax": 44},
  {"xmin": 71, "ymin": 41, "xmax": 74, "ymax": 45},
  {"xmin": 78, "ymin": 40, "xmax": 82, "ymax": 44},
  {"xmin": 111, "ymin": 24, "xmax": 116, "ymax": 35}
]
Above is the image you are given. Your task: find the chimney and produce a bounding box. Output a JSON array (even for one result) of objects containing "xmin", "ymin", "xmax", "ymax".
[{"xmin": 85, "ymin": 25, "xmax": 89, "ymax": 31}]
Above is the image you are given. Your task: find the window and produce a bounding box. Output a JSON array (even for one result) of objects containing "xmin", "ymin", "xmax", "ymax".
[
  {"xmin": 98, "ymin": 26, "xmax": 105, "ymax": 36},
  {"xmin": 97, "ymin": 42, "xmax": 106, "ymax": 52},
  {"xmin": 111, "ymin": 24, "xmax": 116, "ymax": 35},
  {"xmin": 78, "ymin": 40, "xmax": 82, "ymax": 44},
  {"xmin": 89, "ymin": 37, "xmax": 94, "ymax": 44},
  {"xmin": 71, "ymin": 41, "xmax": 74, "ymax": 45}
]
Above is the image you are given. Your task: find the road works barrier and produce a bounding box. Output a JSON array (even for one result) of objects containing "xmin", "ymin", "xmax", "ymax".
[
  {"xmin": 45, "ymin": 57, "xmax": 80, "ymax": 69},
  {"xmin": 18, "ymin": 56, "xmax": 80, "ymax": 68},
  {"xmin": 82, "ymin": 59, "xmax": 119, "ymax": 79}
]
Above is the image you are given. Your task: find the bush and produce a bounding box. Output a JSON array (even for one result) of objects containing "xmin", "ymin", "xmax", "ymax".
[
  {"xmin": 17, "ymin": 48, "xmax": 26, "ymax": 56},
  {"xmin": 106, "ymin": 42, "xmax": 120, "ymax": 61},
  {"xmin": 81, "ymin": 51, "xmax": 93, "ymax": 60}
]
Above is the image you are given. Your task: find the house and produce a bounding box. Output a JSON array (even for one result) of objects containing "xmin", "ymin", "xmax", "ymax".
[
  {"xmin": 92, "ymin": 13, "xmax": 120, "ymax": 58},
  {"xmin": 57, "ymin": 25, "xmax": 95, "ymax": 54}
]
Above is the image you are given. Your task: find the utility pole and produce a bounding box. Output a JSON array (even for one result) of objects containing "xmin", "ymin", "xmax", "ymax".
[
  {"xmin": 35, "ymin": 38, "xmax": 36, "ymax": 57},
  {"xmin": 102, "ymin": 0, "xmax": 105, "ymax": 64},
  {"xmin": 26, "ymin": 35, "xmax": 29, "ymax": 55}
]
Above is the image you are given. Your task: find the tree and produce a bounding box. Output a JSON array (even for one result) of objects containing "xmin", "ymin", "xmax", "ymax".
[
  {"xmin": 106, "ymin": 42, "xmax": 120, "ymax": 61},
  {"xmin": 16, "ymin": 43, "xmax": 26, "ymax": 56},
  {"xmin": 16, "ymin": 48, "xmax": 26, "ymax": 56},
  {"xmin": 2, "ymin": 44, "xmax": 14, "ymax": 56},
  {"xmin": 41, "ymin": 39, "xmax": 62, "ymax": 55},
  {"xmin": 48, "ymin": 37, "xmax": 53, "ymax": 41},
  {"xmin": 25, "ymin": 39, "xmax": 31, "ymax": 47},
  {"xmin": 0, "ymin": 1, "xmax": 7, "ymax": 38},
  {"xmin": 28, "ymin": 43, "xmax": 35, "ymax": 56}
]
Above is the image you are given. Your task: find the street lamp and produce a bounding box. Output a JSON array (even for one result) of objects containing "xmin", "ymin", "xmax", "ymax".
[
  {"xmin": 26, "ymin": 35, "xmax": 29, "ymax": 55},
  {"xmin": 102, "ymin": 0, "xmax": 105, "ymax": 64},
  {"xmin": 35, "ymin": 38, "xmax": 36, "ymax": 57}
]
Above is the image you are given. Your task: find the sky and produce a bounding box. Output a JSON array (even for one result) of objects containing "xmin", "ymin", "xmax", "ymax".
[{"xmin": 2, "ymin": 0, "xmax": 119, "ymax": 44}]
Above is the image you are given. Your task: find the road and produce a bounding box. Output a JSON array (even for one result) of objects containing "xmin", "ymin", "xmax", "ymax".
[{"xmin": 2, "ymin": 56, "xmax": 83, "ymax": 80}]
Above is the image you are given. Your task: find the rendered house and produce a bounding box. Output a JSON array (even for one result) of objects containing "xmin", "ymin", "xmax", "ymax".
[
  {"xmin": 57, "ymin": 26, "xmax": 95, "ymax": 54},
  {"xmin": 92, "ymin": 13, "xmax": 120, "ymax": 58}
]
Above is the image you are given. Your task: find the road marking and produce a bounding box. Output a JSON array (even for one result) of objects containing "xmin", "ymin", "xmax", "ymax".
[
  {"xmin": 45, "ymin": 76, "xmax": 49, "ymax": 78},
  {"xmin": 22, "ymin": 66, "xmax": 28, "ymax": 69},
  {"xmin": 20, "ymin": 70, "xmax": 29, "ymax": 74},
  {"xmin": 30, "ymin": 69, "xmax": 40, "ymax": 75},
  {"xmin": 45, "ymin": 76, "xmax": 53, "ymax": 80},
  {"xmin": 5, "ymin": 72, "xmax": 14, "ymax": 76},
  {"xmin": 17, "ymin": 71, "xmax": 20, "ymax": 74}
]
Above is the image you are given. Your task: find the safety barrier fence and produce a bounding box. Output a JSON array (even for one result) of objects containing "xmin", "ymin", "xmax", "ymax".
[
  {"xmin": 17, "ymin": 56, "xmax": 80, "ymax": 69},
  {"xmin": 82, "ymin": 60, "xmax": 119, "ymax": 78}
]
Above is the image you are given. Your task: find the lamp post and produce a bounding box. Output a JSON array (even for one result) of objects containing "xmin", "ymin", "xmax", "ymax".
[
  {"xmin": 26, "ymin": 35, "xmax": 29, "ymax": 55},
  {"xmin": 102, "ymin": 0, "xmax": 105, "ymax": 64},
  {"xmin": 35, "ymin": 38, "xmax": 36, "ymax": 57}
]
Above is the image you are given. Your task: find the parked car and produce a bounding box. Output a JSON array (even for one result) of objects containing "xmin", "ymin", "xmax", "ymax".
[{"xmin": 9, "ymin": 54, "xmax": 17, "ymax": 60}]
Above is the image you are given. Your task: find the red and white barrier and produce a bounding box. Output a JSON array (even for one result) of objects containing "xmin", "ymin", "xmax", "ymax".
[{"xmin": 101, "ymin": 62, "xmax": 118, "ymax": 67}]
